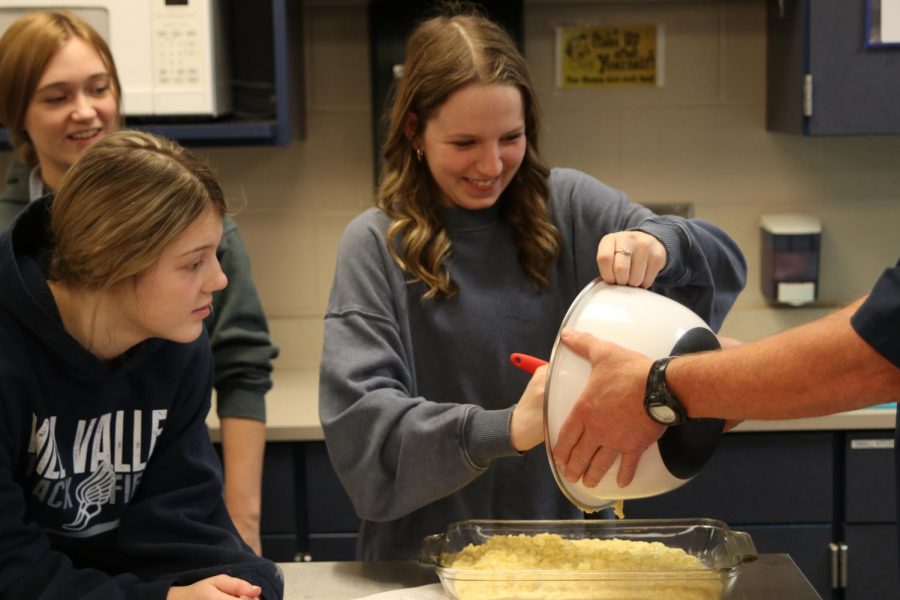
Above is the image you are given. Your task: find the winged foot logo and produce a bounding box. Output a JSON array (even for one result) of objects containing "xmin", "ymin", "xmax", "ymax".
[{"xmin": 26, "ymin": 409, "xmax": 167, "ymax": 534}]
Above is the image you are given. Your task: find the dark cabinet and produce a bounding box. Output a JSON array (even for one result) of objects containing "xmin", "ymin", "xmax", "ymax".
[
  {"xmin": 740, "ymin": 525, "xmax": 834, "ymax": 596},
  {"xmin": 766, "ymin": 0, "xmax": 900, "ymax": 135},
  {"xmin": 843, "ymin": 524, "xmax": 899, "ymax": 599},
  {"xmin": 626, "ymin": 430, "xmax": 899, "ymax": 599},
  {"xmin": 841, "ymin": 433, "xmax": 899, "ymax": 599},
  {"xmin": 625, "ymin": 432, "xmax": 834, "ymax": 523},
  {"xmin": 844, "ymin": 433, "xmax": 897, "ymax": 523},
  {"xmin": 213, "ymin": 441, "xmax": 304, "ymax": 562},
  {"xmin": 214, "ymin": 440, "xmax": 360, "ymax": 563},
  {"xmin": 625, "ymin": 431, "xmax": 835, "ymax": 599},
  {"xmin": 303, "ymin": 441, "xmax": 360, "ymax": 561},
  {"xmin": 258, "ymin": 442, "xmax": 304, "ymax": 562}
]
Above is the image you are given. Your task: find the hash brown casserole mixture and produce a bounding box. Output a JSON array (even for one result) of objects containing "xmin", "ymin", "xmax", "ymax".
[{"xmin": 445, "ymin": 533, "xmax": 724, "ymax": 599}]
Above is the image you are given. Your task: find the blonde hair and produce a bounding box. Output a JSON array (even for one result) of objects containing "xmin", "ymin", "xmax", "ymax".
[
  {"xmin": 0, "ymin": 10, "xmax": 122, "ymax": 166},
  {"xmin": 49, "ymin": 130, "xmax": 226, "ymax": 291},
  {"xmin": 376, "ymin": 10, "xmax": 560, "ymax": 300}
]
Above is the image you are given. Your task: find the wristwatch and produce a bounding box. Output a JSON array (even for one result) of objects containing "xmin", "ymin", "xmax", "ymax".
[{"xmin": 643, "ymin": 356, "xmax": 688, "ymax": 426}]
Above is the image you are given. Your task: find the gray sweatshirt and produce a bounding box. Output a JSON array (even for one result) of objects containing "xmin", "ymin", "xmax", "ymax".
[
  {"xmin": 319, "ymin": 167, "xmax": 747, "ymax": 560},
  {"xmin": 0, "ymin": 160, "xmax": 277, "ymax": 421}
]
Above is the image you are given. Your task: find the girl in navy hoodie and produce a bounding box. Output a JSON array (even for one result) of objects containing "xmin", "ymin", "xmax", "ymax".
[
  {"xmin": 0, "ymin": 131, "xmax": 282, "ymax": 599},
  {"xmin": 0, "ymin": 11, "xmax": 275, "ymax": 554}
]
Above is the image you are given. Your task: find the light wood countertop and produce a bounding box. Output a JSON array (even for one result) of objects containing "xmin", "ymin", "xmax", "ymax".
[
  {"xmin": 207, "ymin": 369, "xmax": 896, "ymax": 442},
  {"xmin": 207, "ymin": 369, "xmax": 323, "ymax": 442}
]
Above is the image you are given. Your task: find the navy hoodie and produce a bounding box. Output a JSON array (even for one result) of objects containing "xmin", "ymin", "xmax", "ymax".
[{"xmin": 0, "ymin": 198, "xmax": 283, "ymax": 599}]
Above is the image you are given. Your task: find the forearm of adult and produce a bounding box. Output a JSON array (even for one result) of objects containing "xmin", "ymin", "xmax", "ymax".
[
  {"xmin": 670, "ymin": 298, "xmax": 900, "ymax": 421},
  {"xmin": 220, "ymin": 416, "xmax": 266, "ymax": 555}
]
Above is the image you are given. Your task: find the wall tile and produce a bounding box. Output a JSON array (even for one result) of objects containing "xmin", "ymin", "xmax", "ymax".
[
  {"xmin": 202, "ymin": 110, "xmax": 374, "ymax": 216},
  {"xmin": 541, "ymin": 109, "xmax": 623, "ymax": 185},
  {"xmin": 303, "ymin": 2, "xmax": 371, "ymax": 111},
  {"xmin": 233, "ymin": 212, "xmax": 319, "ymax": 316},
  {"xmin": 268, "ymin": 316, "xmax": 325, "ymax": 371},
  {"xmin": 721, "ymin": 0, "xmax": 766, "ymax": 104}
]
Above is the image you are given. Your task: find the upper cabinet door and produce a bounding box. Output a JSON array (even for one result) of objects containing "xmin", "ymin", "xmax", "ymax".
[{"xmin": 766, "ymin": 0, "xmax": 900, "ymax": 136}]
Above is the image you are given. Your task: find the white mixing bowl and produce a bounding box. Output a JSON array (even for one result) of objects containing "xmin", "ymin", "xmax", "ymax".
[{"xmin": 544, "ymin": 279, "xmax": 724, "ymax": 512}]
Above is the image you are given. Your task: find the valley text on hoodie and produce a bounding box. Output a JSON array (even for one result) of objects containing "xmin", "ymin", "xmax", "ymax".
[{"xmin": 0, "ymin": 198, "xmax": 284, "ymax": 599}]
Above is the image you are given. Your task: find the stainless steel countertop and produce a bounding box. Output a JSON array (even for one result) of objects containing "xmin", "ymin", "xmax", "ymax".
[{"xmin": 278, "ymin": 554, "xmax": 822, "ymax": 599}]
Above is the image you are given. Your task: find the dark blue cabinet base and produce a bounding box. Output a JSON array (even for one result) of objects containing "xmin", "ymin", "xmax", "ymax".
[{"xmin": 843, "ymin": 524, "xmax": 899, "ymax": 599}]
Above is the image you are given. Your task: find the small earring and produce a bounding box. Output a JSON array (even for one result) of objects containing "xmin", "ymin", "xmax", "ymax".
[{"xmin": 415, "ymin": 148, "xmax": 424, "ymax": 162}]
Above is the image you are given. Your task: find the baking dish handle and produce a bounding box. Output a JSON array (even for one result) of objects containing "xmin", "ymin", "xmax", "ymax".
[
  {"xmin": 731, "ymin": 530, "xmax": 758, "ymax": 563},
  {"xmin": 418, "ymin": 533, "xmax": 444, "ymax": 566}
]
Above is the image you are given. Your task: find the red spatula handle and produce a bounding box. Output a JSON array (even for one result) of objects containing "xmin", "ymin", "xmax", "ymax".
[{"xmin": 510, "ymin": 353, "xmax": 548, "ymax": 374}]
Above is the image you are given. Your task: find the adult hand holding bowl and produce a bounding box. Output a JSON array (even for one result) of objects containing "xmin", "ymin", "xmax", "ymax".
[
  {"xmin": 515, "ymin": 280, "xmax": 725, "ymax": 513},
  {"xmin": 553, "ymin": 330, "xmax": 668, "ymax": 488}
]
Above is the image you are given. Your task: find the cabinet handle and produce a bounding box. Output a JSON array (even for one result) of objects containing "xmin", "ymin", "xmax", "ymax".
[
  {"xmin": 802, "ymin": 74, "xmax": 813, "ymax": 117},
  {"xmin": 838, "ymin": 542, "xmax": 849, "ymax": 589},
  {"xmin": 828, "ymin": 542, "xmax": 840, "ymax": 588}
]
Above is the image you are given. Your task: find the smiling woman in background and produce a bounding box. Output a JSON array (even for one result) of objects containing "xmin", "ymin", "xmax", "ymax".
[
  {"xmin": 0, "ymin": 130, "xmax": 282, "ymax": 599},
  {"xmin": 319, "ymin": 7, "xmax": 748, "ymax": 561},
  {"xmin": 0, "ymin": 10, "xmax": 276, "ymax": 554}
]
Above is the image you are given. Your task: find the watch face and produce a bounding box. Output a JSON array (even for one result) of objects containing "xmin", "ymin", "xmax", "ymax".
[{"xmin": 649, "ymin": 404, "xmax": 677, "ymax": 424}]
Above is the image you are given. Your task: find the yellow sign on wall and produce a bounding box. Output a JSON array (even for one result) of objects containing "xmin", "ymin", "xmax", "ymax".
[{"xmin": 557, "ymin": 25, "xmax": 664, "ymax": 89}]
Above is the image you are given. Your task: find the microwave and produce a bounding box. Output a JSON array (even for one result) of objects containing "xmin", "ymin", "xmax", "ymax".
[{"xmin": 0, "ymin": 0, "xmax": 231, "ymax": 117}]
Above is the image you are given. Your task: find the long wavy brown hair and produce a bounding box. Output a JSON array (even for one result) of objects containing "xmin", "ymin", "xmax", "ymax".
[{"xmin": 376, "ymin": 10, "xmax": 560, "ymax": 300}]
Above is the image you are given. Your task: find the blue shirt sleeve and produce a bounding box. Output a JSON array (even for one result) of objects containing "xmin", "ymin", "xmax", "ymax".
[{"xmin": 850, "ymin": 259, "xmax": 900, "ymax": 367}]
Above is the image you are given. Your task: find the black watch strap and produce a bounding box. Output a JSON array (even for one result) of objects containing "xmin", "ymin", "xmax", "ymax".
[{"xmin": 644, "ymin": 356, "xmax": 688, "ymax": 426}]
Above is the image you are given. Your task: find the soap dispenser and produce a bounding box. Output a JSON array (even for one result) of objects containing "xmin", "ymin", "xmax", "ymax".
[{"xmin": 759, "ymin": 214, "xmax": 821, "ymax": 307}]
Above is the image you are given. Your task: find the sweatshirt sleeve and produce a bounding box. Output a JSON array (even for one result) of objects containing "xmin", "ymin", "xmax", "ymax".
[
  {"xmin": 0, "ymin": 346, "xmax": 284, "ymax": 600},
  {"xmin": 850, "ymin": 260, "xmax": 900, "ymax": 366},
  {"xmin": 636, "ymin": 215, "xmax": 746, "ymax": 332},
  {"xmin": 0, "ymin": 160, "xmax": 30, "ymax": 233},
  {"xmin": 319, "ymin": 212, "xmax": 520, "ymax": 523},
  {"xmin": 207, "ymin": 216, "xmax": 279, "ymax": 422},
  {"xmin": 552, "ymin": 168, "xmax": 747, "ymax": 332}
]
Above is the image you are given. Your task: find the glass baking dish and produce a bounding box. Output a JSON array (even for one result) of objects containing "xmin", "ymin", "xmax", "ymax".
[{"xmin": 419, "ymin": 518, "xmax": 757, "ymax": 600}]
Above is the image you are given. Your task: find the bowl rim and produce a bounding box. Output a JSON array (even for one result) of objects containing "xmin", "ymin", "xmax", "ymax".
[{"xmin": 542, "ymin": 278, "xmax": 615, "ymax": 512}]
